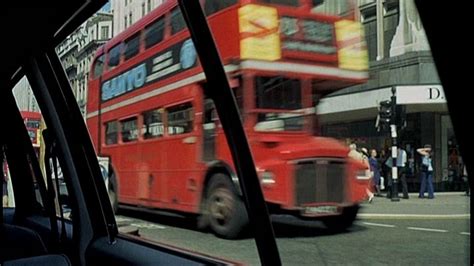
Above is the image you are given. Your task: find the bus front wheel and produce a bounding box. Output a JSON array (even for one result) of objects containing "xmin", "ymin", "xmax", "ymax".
[{"xmin": 205, "ymin": 173, "xmax": 248, "ymax": 239}]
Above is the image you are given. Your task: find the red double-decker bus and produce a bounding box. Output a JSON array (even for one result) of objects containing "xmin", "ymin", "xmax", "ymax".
[
  {"xmin": 87, "ymin": 0, "xmax": 370, "ymax": 238},
  {"xmin": 21, "ymin": 111, "xmax": 42, "ymax": 156}
]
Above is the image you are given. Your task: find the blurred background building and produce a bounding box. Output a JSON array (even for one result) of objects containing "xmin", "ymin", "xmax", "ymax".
[{"xmin": 111, "ymin": 0, "xmax": 164, "ymax": 37}]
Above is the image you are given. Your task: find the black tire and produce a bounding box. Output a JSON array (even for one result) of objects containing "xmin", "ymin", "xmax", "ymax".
[
  {"xmin": 204, "ymin": 173, "xmax": 248, "ymax": 239},
  {"xmin": 322, "ymin": 205, "xmax": 359, "ymax": 232}
]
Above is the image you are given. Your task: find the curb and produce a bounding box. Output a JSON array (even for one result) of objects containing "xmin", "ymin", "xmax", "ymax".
[{"xmin": 358, "ymin": 213, "xmax": 470, "ymax": 219}]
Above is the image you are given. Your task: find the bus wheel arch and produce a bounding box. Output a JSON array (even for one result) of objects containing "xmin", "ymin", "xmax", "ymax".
[
  {"xmin": 202, "ymin": 161, "xmax": 242, "ymax": 197},
  {"xmin": 204, "ymin": 173, "xmax": 248, "ymax": 239}
]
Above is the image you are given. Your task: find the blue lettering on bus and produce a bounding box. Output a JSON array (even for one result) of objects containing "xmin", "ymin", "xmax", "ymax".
[
  {"xmin": 101, "ymin": 63, "xmax": 147, "ymax": 101},
  {"xmin": 134, "ymin": 64, "xmax": 146, "ymax": 88},
  {"xmin": 116, "ymin": 75, "xmax": 126, "ymax": 96},
  {"xmin": 126, "ymin": 71, "xmax": 135, "ymax": 92}
]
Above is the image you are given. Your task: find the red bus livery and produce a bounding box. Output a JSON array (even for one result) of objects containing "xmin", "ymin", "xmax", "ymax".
[
  {"xmin": 87, "ymin": 0, "xmax": 370, "ymax": 238},
  {"xmin": 21, "ymin": 111, "xmax": 42, "ymax": 155}
]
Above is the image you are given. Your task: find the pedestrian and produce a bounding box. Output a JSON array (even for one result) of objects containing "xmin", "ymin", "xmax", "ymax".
[
  {"xmin": 361, "ymin": 147, "xmax": 375, "ymax": 203},
  {"xmin": 417, "ymin": 144, "xmax": 435, "ymax": 199},
  {"xmin": 369, "ymin": 149, "xmax": 381, "ymax": 196},
  {"xmin": 384, "ymin": 149, "xmax": 394, "ymax": 198},
  {"xmin": 448, "ymin": 149, "xmax": 460, "ymax": 190},
  {"xmin": 348, "ymin": 143, "xmax": 362, "ymax": 161},
  {"xmin": 348, "ymin": 144, "xmax": 374, "ymax": 203},
  {"xmin": 397, "ymin": 146, "xmax": 410, "ymax": 199},
  {"xmin": 378, "ymin": 149, "xmax": 387, "ymax": 191}
]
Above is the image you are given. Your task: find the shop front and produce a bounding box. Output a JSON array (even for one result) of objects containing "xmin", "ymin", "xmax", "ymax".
[{"xmin": 318, "ymin": 85, "xmax": 466, "ymax": 192}]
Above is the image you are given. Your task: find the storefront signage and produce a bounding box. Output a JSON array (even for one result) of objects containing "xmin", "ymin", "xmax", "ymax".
[{"xmin": 396, "ymin": 85, "xmax": 446, "ymax": 105}]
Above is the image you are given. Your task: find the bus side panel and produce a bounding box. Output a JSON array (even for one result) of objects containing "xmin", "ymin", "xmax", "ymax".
[
  {"xmin": 86, "ymin": 76, "xmax": 101, "ymax": 152},
  {"xmin": 86, "ymin": 116, "xmax": 100, "ymax": 152},
  {"xmin": 348, "ymin": 160, "xmax": 369, "ymax": 203},
  {"xmin": 212, "ymin": 130, "xmax": 290, "ymax": 208},
  {"xmin": 112, "ymin": 144, "xmax": 142, "ymax": 205},
  {"xmin": 208, "ymin": 7, "xmax": 241, "ymax": 62},
  {"xmin": 248, "ymin": 139, "xmax": 291, "ymax": 206},
  {"xmin": 87, "ymin": 78, "xmax": 101, "ymax": 115}
]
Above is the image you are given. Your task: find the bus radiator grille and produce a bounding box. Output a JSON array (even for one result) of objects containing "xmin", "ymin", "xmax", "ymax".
[{"xmin": 295, "ymin": 159, "xmax": 346, "ymax": 205}]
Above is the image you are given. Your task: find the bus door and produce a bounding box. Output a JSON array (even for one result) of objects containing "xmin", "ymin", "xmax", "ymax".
[{"xmin": 203, "ymin": 98, "xmax": 217, "ymax": 161}]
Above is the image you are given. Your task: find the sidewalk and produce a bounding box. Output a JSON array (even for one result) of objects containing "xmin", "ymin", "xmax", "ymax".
[{"xmin": 358, "ymin": 192, "xmax": 471, "ymax": 218}]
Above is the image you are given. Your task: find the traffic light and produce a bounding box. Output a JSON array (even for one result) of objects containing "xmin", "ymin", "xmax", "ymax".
[{"xmin": 376, "ymin": 100, "xmax": 392, "ymax": 132}]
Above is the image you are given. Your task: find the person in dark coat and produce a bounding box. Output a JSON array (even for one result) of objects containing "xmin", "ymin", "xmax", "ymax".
[{"xmin": 369, "ymin": 149, "xmax": 381, "ymax": 196}]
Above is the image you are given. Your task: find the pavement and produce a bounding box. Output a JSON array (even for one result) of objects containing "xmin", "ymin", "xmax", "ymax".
[{"xmin": 358, "ymin": 192, "xmax": 471, "ymax": 218}]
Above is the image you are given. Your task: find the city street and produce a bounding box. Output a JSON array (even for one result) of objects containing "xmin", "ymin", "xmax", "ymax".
[
  {"xmin": 4, "ymin": 1, "xmax": 471, "ymax": 266},
  {"xmin": 116, "ymin": 193, "xmax": 470, "ymax": 265}
]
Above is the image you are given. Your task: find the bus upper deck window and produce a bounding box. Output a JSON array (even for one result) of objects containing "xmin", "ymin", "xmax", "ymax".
[
  {"xmin": 93, "ymin": 54, "xmax": 105, "ymax": 78},
  {"xmin": 204, "ymin": 0, "xmax": 238, "ymax": 16},
  {"xmin": 261, "ymin": 0, "xmax": 299, "ymax": 7},
  {"xmin": 107, "ymin": 43, "xmax": 122, "ymax": 70},
  {"xmin": 145, "ymin": 17, "xmax": 165, "ymax": 48},
  {"xmin": 124, "ymin": 33, "xmax": 140, "ymax": 61},
  {"xmin": 171, "ymin": 8, "xmax": 186, "ymax": 34}
]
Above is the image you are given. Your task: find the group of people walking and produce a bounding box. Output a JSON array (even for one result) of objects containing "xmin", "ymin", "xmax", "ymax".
[{"xmin": 348, "ymin": 143, "xmax": 435, "ymax": 202}]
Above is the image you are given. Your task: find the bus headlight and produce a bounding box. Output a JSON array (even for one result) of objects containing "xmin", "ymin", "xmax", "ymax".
[
  {"xmin": 260, "ymin": 171, "xmax": 276, "ymax": 185},
  {"xmin": 356, "ymin": 170, "xmax": 371, "ymax": 180}
]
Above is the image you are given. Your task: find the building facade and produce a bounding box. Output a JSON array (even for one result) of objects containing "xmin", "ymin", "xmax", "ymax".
[
  {"xmin": 57, "ymin": 11, "xmax": 113, "ymax": 117},
  {"xmin": 316, "ymin": 0, "xmax": 464, "ymax": 192},
  {"xmin": 76, "ymin": 12, "xmax": 113, "ymax": 117},
  {"xmin": 12, "ymin": 76, "xmax": 40, "ymax": 113},
  {"xmin": 56, "ymin": 27, "xmax": 80, "ymax": 107},
  {"xmin": 111, "ymin": 0, "xmax": 163, "ymax": 37}
]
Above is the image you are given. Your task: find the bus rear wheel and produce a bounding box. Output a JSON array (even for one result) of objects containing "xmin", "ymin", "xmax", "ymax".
[
  {"xmin": 205, "ymin": 174, "xmax": 248, "ymax": 239},
  {"xmin": 322, "ymin": 205, "xmax": 359, "ymax": 232}
]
